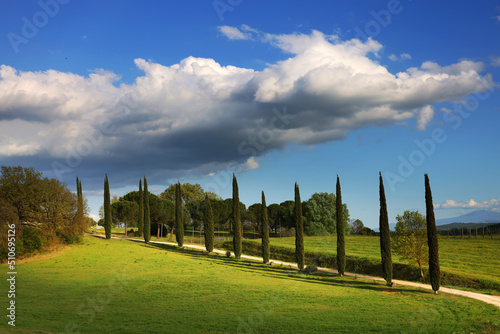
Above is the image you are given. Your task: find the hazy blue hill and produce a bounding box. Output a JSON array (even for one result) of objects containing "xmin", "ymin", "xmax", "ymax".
[{"xmin": 436, "ymin": 210, "xmax": 500, "ymax": 225}]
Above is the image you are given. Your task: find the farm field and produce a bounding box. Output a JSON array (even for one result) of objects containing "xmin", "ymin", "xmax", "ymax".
[
  {"xmin": 1, "ymin": 236, "xmax": 499, "ymax": 333},
  {"xmin": 261, "ymin": 235, "xmax": 500, "ymax": 285}
]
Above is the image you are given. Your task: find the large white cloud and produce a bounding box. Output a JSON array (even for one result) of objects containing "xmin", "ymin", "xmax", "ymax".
[{"xmin": 0, "ymin": 28, "xmax": 494, "ymax": 187}]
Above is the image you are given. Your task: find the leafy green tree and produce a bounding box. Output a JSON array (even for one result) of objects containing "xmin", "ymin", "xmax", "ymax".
[
  {"xmin": 261, "ymin": 191, "xmax": 270, "ymax": 264},
  {"xmin": 425, "ymin": 174, "xmax": 440, "ymax": 294},
  {"xmin": 175, "ymin": 182, "xmax": 184, "ymax": 247},
  {"xmin": 349, "ymin": 219, "xmax": 364, "ymax": 235},
  {"xmin": 104, "ymin": 174, "xmax": 111, "ymax": 239},
  {"xmin": 295, "ymin": 183, "xmax": 305, "ymax": 270},
  {"xmin": 336, "ymin": 176, "xmax": 345, "ymax": 276},
  {"xmin": 161, "ymin": 183, "xmax": 220, "ymax": 203},
  {"xmin": 393, "ymin": 210, "xmax": 428, "ymax": 278},
  {"xmin": 112, "ymin": 200, "xmax": 139, "ymax": 236},
  {"xmin": 303, "ymin": 192, "xmax": 350, "ymax": 236},
  {"xmin": 0, "ymin": 166, "xmax": 43, "ymax": 223},
  {"xmin": 143, "ymin": 177, "xmax": 151, "ymax": 243},
  {"xmin": 267, "ymin": 203, "xmax": 282, "ymax": 233},
  {"xmin": 379, "ymin": 172, "xmax": 393, "ymax": 286},
  {"xmin": 203, "ymin": 194, "xmax": 214, "ymax": 252},
  {"xmin": 232, "ymin": 174, "xmax": 242, "ymax": 258},
  {"xmin": 138, "ymin": 179, "xmax": 144, "ymax": 237},
  {"xmin": 247, "ymin": 203, "xmax": 262, "ymax": 233}
]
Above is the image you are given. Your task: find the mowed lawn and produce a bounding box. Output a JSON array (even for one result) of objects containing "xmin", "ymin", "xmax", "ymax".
[
  {"xmin": 260, "ymin": 235, "xmax": 500, "ymax": 286},
  {"xmin": 1, "ymin": 236, "xmax": 499, "ymax": 333}
]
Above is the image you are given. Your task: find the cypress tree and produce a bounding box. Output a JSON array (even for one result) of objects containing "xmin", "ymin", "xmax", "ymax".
[
  {"xmin": 295, "ymin": 183, "xmax": 305, "ymax": 270},
  {"xmin": 143, "ymin": 177, "xmax": 151, "ymax": 243},
  {"xmin": 104, "ymin": 174, "xmax": 111, "ymax": 239},
  {"xmin": 203, "ymin": 194, "xmax": 214, "ymax": 252},
  {"xmin": 425, "ymin": 174, "xmax": 440, "ymax": 294},
  {"xmin": 175, "ymin": 182, "xmax": 184, "ymax": 247},
  {"xmin": 138, "ymin": 179, "xmax": 144, "ymax": 237},
  {"xmin": 261, "ymin": 191, "xmax": 270, "ymax": 264},
  {"xmin": 379, "ymin": 172, "xmax": 393, "ymax": 286},
  {"xmin": 76, "ymin": 177, "xmax": 84, "ymax": 225},
  {"xmin": 232, "ymin": 174, "xmax": 242, "ymax": 258},
  {"xmin": 336, "ymin": 175, "xmax": 345, "ymax": 276}
]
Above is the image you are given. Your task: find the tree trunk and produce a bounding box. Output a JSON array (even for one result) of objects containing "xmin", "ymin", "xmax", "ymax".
[
  {"xmin": 125, "ymin": 223, "xmax": 128, "ymax": 236},
  {"xmin": 157, "ymin": 223, "xmax": 160, "ymax": 239},
  {"xmin": 170, "ymin": 225, "xmax": 174, "ymax": 241},
  {"xmin": 419, "ymin": 261, "xmax": 424, "ymax": 279}
]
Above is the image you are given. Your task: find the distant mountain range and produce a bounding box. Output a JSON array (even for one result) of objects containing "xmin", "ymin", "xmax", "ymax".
[
  {"xmin": 373, "ymin": 210, "xmax": 500, "ymax": 232},
  {"xmin": 436, "ymin": 210, "xmax": 500, "ymax": 225}
]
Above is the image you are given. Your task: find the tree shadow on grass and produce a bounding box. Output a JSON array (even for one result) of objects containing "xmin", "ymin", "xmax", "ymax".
[{"xmin": 95, "ymin": 235, "xmax": 431, "ymax": 296}]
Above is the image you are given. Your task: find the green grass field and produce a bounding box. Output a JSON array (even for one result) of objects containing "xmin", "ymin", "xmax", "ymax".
[
  {"xmin": 246, "ymin": 235, "xmax": 500, "ymax": 290},
  {"xmin": 1, "ymin": 236, "xmax": 499, "ymax": 333}
]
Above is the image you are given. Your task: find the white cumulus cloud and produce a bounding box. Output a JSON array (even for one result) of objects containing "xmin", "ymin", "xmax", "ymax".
[
  {"xmin": 435, "ymin": 198, "xmax": 500, "ymax": 210},
  {"xmin": 0, "ymin": 27, "xmax": 494, "ymax": 188}
]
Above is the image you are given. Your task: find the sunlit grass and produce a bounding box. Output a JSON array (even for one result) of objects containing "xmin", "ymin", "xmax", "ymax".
[{"xmin": 0, "ymin": 236, "xmax": 499, "ymax": 333}]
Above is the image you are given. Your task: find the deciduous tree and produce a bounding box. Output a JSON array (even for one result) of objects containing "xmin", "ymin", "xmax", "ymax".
[
  {"xmin": 204, "ymin": 194, "xmax": 214, "ymax": 252},
  {"xmin": 393, "ymin": 210, "xmax": 428, "ymax": 278}
]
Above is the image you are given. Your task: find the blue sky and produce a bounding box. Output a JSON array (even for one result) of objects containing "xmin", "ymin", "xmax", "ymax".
[{"xmin": 1, "ymin": 0, "xmax": 499, "ymax": 228}]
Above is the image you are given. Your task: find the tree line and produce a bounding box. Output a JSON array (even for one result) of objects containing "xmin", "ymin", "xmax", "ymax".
[{"xmin": 0, "ymin": 166, "xmax": 89, "ymax": 259}]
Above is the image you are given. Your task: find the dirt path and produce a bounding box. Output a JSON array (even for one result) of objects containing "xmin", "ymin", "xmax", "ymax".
[{"xmin": 89, "ymin": 234, "xmax": 500, "ymax": 309}]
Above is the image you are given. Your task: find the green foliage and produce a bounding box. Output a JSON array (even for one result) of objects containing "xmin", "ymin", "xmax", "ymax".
[
  {"xmin": 138, "ymin": 179, "xmax": 144, "ymax": 237},
  {"xmin": 175, "ymin": 182, "xmax": 184, "ymax": 247},
  {"xmin": 349, "ymin": 219, "xmax": 364, "ymax": 235},
  {"xmin": 303, "ymin": 192, "xmax": 350, "ymax": 236},
  {"xmin": 425, "ymin": 174, "xmax": 441, "ymax": 293},
  {"xmin": 261, "ymin": 191, "xmax": 270, "ymax": 264},
  {"xmin": 295, "ymin": 183, "xmax": 305, "ymax": 270},
  {"xmin": 203, "ymin": 195, "xmax": 214, "ymax": 252},
  {"xmin": 161, "ymin": 182, "xmax": 220, "ymax": 203},
  {"xmin": 232, "ymin": 174, "xmax": 242, "ymax": 259},
  {"xmin": 143, "ymin": 177, "xmax": 151, "ymax": 243},
  {"xmin": 336, "ymin": 176, "xmax": 345, "ymax": 276},
  {"xmin": 379, "ymin": 172, "xmax": 393, "ymax": 285},
  {"xmin": 104, "ymin": 174, "xmax": 112, "ymax": 239},
  {"xmin": 20, "ymin": 226, "xmax": 44, "ymax": 253},
  {"xmin": 393, "ymin": 210, "xmax": 428, "ymax": 278}
]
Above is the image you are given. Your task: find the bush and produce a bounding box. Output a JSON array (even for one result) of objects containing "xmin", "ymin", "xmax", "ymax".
[
  {"xmin": 21, "ymin": 226, "xmax": 44, "ymax": 253},
  {"xmin": 304, "ymin": 265, "xmax": 318, "ymax": 274},
  {"xmin": 226, "ymin": 251, "xmax": 231, "ymax": 258}
]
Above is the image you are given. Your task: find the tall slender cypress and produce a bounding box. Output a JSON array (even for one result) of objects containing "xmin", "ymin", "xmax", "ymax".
[
  {"xmin": 295, "ymin": 183, "xmax": 305, "ymax": 270},
  {"xmin": 143, "ymin": 177, "xmax": 151, "ymax": 243},
  {"xmin": 425, "ymin": 174, "xmax": 440, "ymax": 294},
  {"xmin": 261, "ymin": 191, "xmax": 270, "ymax": 264},
  {"xmin": 232, "ymin": 174, "xmax": 242, "ymax": 259},
  {"xmin": 138, "ymin": 179, "xmax": 144, "ymax": 237},
  {"xmin": 76, "ymin": 177, "xmax": 84, "ymax": 225},
  {"xmin": 204, "ymin": 194, "xmax": 214, "ymax": 252},
  {"xmin": 379, "ymin": 172, "xmax": 393, "ymax": 286},
  {"xmin": 104, "ymin": 174, "xmax": 111, "ymax": 239},
  {"xmin": 175, "ymin": 182, "xmax": 184, "ymax": 247},
  {"xmin": 336, "ymin": 175, "xmax": 345, "ymax": 276}
]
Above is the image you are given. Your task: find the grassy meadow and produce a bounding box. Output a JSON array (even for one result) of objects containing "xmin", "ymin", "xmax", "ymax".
[
  {"xmin": 250, "ymin": 235, "xmax": 500, "ymax": 291},
  {"xmin": 1, "ymin": 236, "xmax": 499, "ymax": 333}
]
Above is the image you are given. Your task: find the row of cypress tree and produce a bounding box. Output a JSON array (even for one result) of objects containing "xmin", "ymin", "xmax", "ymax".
[
  {"xmin": 101, "ymin": 172, "xmax": 440, "ymax": 293},
  {"xmin": 378, "ymin": 173, "xmax": 440, "ymax": 293}
]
